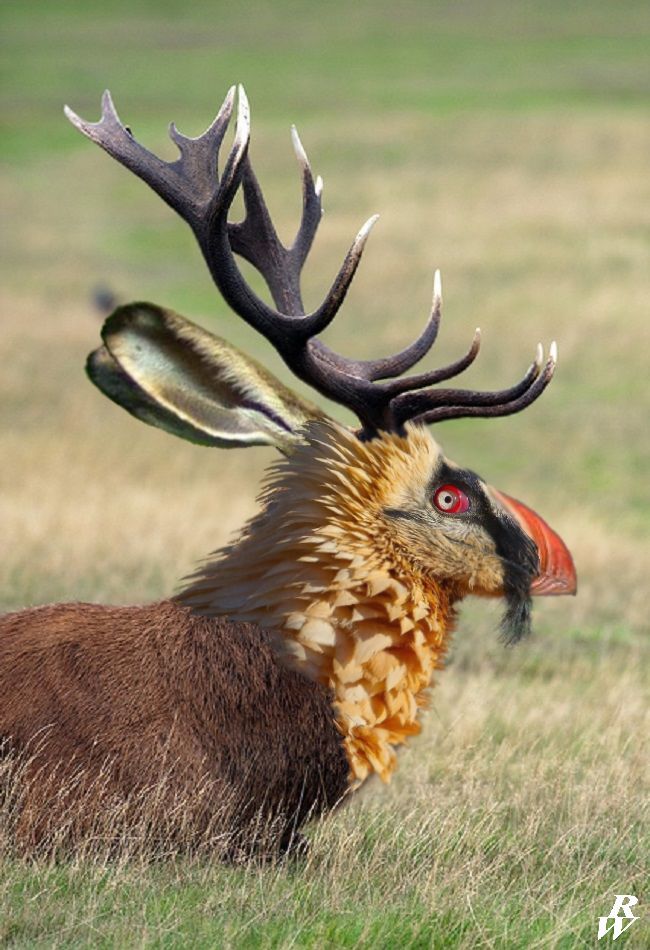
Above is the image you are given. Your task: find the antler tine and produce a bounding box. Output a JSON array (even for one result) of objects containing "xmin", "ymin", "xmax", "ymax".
[
  {"xmin": 325, "ymin": 270, "xmax": 476, "ymax": 391},
  {"xmin": 290, "ymin": 126, "xmax": 323, "ymax": 269},
  {"xmin": 381, "ymin": 327, "xmax": 482, "ymax": 397},
  {"xmin": 303, "ymin": 214, "xmax": 379, "ymax": 335},
  {"xmin": 71, "ymin": 86, "xmax": 559, "ymax": 437},
  {"xmin": 227, "ymin": 158, "xmax": 303, "ymax": 314},
  {"xmin": 213, "ymin": 85, "xmax": 251, "ymax": 211},
  {"xmin": 337, "ymin": 268, "xmax": 443, "ymax": 384},
  {"xmin": 65, "ymin": 87, "xmax": 240, "ymax": 228},
  {"xmin": 193, "ymin": 88, "xmax": 379, "ymax": 344},
  {"xmin": 65, "ymin": 85, "xmax": 368, "ymax": 339},
  {"xmin": 392, "ymin": 343, "xmax": 544, "ymax": 424},
  {"xmin": 226, "ymin": 124, "xmax": 323, "ymax": 316},
  {"xmin": 208, "ymin": 199, "xmax": 379, "ymax": 346},
  {"xmin": 67, "ymin": 85, "xmax": 386, "ymax": 426},
  {"xmin": 393, "ymin": 343, "xmax": 556, "ymax": 429}
]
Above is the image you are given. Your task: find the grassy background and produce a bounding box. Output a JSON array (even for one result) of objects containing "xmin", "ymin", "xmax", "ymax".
[{"xmin": 1, "ymin": 0, "xmax": 648, "ymax": 946}]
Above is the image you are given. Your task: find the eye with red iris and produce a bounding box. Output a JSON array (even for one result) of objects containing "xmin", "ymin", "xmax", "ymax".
[{"xmin": 433, "ymin": 484, "xmax": 470, "ymax": 514}]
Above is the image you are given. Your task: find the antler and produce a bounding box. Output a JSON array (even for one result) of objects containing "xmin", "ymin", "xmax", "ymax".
[{"xmin": 65, "ymin": 86, "xmax": 556, "ymax": 437}]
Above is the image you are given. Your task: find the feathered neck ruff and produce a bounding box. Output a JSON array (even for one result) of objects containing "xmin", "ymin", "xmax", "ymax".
[{"xmin": 178, "ymin": 421, "xmax": 456, "ymax": 785}]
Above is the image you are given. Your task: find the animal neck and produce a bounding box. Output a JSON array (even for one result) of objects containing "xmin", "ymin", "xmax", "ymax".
[{"xmin": 178, "ymin": 421, "xmax": 457, "ymax": 785}]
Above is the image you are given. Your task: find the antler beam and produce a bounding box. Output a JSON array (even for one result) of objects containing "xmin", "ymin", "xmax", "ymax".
[{"xmin": 66, "ymin": 86, "xmax": 556, "ymax": 436}]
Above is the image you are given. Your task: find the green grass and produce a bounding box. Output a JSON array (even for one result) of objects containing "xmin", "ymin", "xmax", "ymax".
[
  {"xmin": 2, "ymin": 0, "xmax": 649, "ymax": 161},
  {"xmin": 1, "ymin": 0, "xmax": 649, "ymax": 946}
]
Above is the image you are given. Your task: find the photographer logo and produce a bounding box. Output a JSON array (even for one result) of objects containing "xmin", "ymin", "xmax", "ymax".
[{"xmin": 597, "ymin": 895, "xmax": 638, "ymax": 941}]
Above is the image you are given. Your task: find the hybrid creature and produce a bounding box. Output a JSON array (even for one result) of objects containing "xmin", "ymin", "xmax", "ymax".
[{"xmin": 0, "ymin": 87, "xmax": 576, "ymax": 855}]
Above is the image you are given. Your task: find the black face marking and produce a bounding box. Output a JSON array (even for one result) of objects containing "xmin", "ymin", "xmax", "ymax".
[
  {"xmin": 238, "ymin": 397, "xmax": 294, "ymax": 434},
  {"xmin": 383, "ymin": 507, "xmax": 429, "ymax": 525},
  {"xmin": 429, "ymin": 461, "xmax": 540, "ymax": 645}
]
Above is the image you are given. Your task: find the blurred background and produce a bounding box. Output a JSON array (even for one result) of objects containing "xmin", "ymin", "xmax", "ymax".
[
  {"xmin": 0, "ymin": 1, "xmax": 648, "ymax": 941},
  {"xmin": 2, "ymin": 0, "xmax": 648, "ymax": 631}
]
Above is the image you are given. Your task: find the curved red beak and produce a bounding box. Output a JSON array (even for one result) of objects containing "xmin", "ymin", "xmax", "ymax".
[{"xmin": 492, "ymin": 490, "xmax": 577, "ymax": 596}]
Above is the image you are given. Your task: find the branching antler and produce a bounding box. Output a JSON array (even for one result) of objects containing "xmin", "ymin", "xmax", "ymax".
[{"xmin": 66, "ymin": 85, "xmax": 556, "ymax": 437}]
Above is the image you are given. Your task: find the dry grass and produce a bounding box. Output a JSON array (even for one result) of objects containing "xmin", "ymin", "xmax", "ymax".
[
  {"xmin": 1, "ymin": 641, "xmax": 647, "ymax": 946},
  {"xmin": 1, "ymin": 0, "xmax": 649, "ymax": 945},
  {"xmin": 2, "ymin": 111, "xmax": 648, "ymax": 629}
]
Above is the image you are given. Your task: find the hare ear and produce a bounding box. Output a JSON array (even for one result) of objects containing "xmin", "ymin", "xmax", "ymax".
[{"xmin": 86, "ymin": 302, "xmax": 329, "ymax": 453}]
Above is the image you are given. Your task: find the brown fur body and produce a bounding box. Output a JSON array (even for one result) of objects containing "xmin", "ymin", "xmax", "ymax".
[
  {"xmin": 2, "ymin": 90, "xmax": 574, "ymax": 857},
  {"xmin": 0, "ymin": 600, "xmax": 349, "ymax": 855}
]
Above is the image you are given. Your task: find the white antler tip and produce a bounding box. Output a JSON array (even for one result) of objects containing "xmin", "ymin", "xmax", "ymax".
[
  {"xmin": 64, "ymin": 103, "xmax": 86, "ymax": 130},
  {"xmin": 358, "ymin": 214, "xmax": 379, "ymax": 242},
  {"xmin": 433, "ymin": 268, "xmax": 442, "ymax": 301},
  {"xmin": 236, "ymin": 84, "xmax": 250, "ymax": 117},
  {"xmin": 221, "ymin": 85, "xmax": 237, "ymax": 114},
  {"xmin": 291, "ymin": 125, "xmax": 308, "ymax": 165},
  {"xmin": 233, "ymin": 85, "xmax": 250, "ymax": 148},
  {"xmin": 535, "ymin": 343, "xmax": 544, "ymax": 366},
  {"xmin": 549, "ymin": 340, "xmax": 558, "ymax": 362},
  {"xmin": 100, "ymin": 90, "xmax": 118, "ymax": 118}
]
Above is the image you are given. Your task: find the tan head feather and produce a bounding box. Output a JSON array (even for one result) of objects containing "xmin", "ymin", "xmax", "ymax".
[{"xmin": 178, "ymin": 420, "xmax": 456, "ymax": 783}]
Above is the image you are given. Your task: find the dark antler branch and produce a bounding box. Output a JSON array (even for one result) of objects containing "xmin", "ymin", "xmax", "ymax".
[
  {"xmin": 390, "ymin": 341, "xmax": 545, "ymax": 424},
  {"xmin": 226, "ymin": 127, "xmax": 322, "ymax": 316},
  {"xmin": 67, "ymin": 86, "xmax": 558, "ymax": 436},
  {"xmin": 351, "ymin": 274, "xmax": 444, "ymax": 382},
  {"xmin": 64, "ymin": 88, "xmax": 243, "ymax": 228},
  {"xmin": 384, "ymin": 328, "xmax": 482, "ymax": 395},
  {"xmin": 408, "ymin": 344, "xmax": 557, "ymax": 426},
  {"xmin": 371, "ymin": 273, "xmax": 479, "ymax": 392}
]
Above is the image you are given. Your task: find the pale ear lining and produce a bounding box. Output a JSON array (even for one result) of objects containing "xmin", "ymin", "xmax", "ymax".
[
  {"xmin": 86, "ymin": 302, "xmax": 329, "ymax": 453},
  {"xmin": 86, "ymin": 345, "xmax": 229, "ymax": 447}
]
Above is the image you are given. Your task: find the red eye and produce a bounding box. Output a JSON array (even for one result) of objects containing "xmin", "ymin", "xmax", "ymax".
[{"xmin": 433, "ymin": 484, "xmax": 470, "ymax": 514}]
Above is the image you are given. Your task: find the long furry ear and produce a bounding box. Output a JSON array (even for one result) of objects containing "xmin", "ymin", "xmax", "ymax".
[{"xmin": 86, "ymin": 302, "xmax": 329, "ymax": 454}]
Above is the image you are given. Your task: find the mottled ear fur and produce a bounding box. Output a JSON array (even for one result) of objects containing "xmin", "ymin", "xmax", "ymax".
[{"xmin": 87, "ymin": 303, "xmax": 328, "ymax": 454}]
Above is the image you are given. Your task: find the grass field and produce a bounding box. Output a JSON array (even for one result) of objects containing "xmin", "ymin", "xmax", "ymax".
[{"xmin": 1, "ymin": 1, "xmax": 649, "ymax": 946}]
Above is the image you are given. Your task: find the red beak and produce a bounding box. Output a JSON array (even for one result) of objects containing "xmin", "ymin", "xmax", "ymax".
[{"xmin": 492, "ymin": 490, "xmax": 577, "ymax": 596}]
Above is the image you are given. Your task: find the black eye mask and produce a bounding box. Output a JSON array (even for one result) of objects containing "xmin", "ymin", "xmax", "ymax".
[
  {"xmin": 431, "ymin": 462, "xmax": 541, "ymax": 645},
  {"xmin": 484, "ymin": 510, "xmax": 540, "ymax": 645}
]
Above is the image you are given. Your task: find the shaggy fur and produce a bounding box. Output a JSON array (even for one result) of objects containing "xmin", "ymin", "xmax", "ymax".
[
  {"xmin": 181, "ymin": 422, "xmax": 458, "ymax": 783},
  {"xmin": 0, "ymin": 422, "xmax": 552, "ymax": 853},
  {"xmin": 0, "ymin": 601, "xmax": 349, "ymax": 855}
]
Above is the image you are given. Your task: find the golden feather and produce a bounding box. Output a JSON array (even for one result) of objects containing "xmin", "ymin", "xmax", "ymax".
[{"xmin": 178, "ymin": 420, "xmax": 453, "ymax": 783}]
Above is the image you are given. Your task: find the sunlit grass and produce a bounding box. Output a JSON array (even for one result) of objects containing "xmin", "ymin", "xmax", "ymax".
[
  {"xmin": 1, "ymin": 644, "xmax": 647, "ymax": 947},
  {"xmin": 1, "ymin": 0, "xmax": 648, "ymax": 945}
]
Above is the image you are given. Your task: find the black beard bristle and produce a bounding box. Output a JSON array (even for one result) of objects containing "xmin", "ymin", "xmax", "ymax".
[{"xmin": 500, "ymin": 591, "xmax": 533, "ymax": 646}]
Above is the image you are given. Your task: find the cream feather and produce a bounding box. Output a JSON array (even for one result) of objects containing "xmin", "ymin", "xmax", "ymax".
[{"xmin": 178, "ymin": 420, "xmax": 455, "ymax": 783}]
